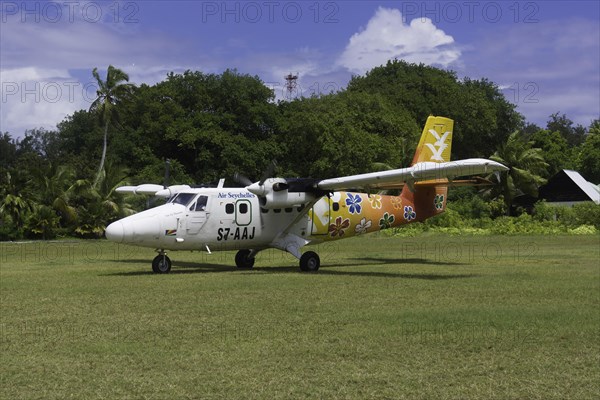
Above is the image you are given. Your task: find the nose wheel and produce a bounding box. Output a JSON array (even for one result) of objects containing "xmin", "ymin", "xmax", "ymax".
[{"xmin": 152, "ymin": 253, "xmax": 172, "ymax": 274}]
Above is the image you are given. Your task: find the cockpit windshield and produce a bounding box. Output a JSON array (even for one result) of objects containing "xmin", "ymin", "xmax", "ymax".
[{"xmin": 169, "ymin": 193, "xmax": 196, "ymax": 207}]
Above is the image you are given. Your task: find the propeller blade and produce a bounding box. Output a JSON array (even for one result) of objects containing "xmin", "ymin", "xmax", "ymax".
[
  {"xmin": 259, "ymin": 160, "xmax": 277, "ymax": 186},
  {"xmin": 233, "ymin": 172, "xmax": 253, "ymax": 187}
]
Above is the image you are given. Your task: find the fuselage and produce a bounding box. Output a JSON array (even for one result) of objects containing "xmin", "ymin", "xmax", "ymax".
[{"xmin": 105, "ymin": 185, "xmax": 446, "ymax": 252}]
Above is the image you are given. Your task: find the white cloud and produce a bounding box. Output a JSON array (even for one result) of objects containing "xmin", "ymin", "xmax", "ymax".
[
  {"xmin": 336, "ymin": 7, "xmax": 461, "ymax": 74},
  {"xmin": 0, "ymin": 4, "xmax": 191, "ymax": 136},
  {"xmin": 0, "ymin": 67, "xmax": 89, "ymax": 135}
]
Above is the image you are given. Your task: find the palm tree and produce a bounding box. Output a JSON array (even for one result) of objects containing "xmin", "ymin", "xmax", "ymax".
[
  {"xmin": 0, "ymin": 172, "xmax": 31, "ymax": 231},
  {"xmin": 71, "ymin": 162, "xmax": 136, "ymax": 238},
  {"xmin": 94, "ymin": 161, "xmax": 136, "ymax": 220},
  {"xmin": 89, "ymin": 65, "xmax": 136, "ymax": 188},
  {"xmin": 484, "ymin": 132, "xmax": 548, "ymax": 215},
  {"xmin": 29, "ymin": 164, "xmax": 78, "ymax": 224}
]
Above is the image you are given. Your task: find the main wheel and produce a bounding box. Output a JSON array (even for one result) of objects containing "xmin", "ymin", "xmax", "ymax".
[
  {"xmin": 152, "ymin": 254, "xmax": 172, "ymax": 274},
  {"xmin": 235, "ymin": 249, "xmax": 255, "ymax": 269},
  {"xmin": 300, "ymin": 251, "xmax": 320, "ymax": 272}
]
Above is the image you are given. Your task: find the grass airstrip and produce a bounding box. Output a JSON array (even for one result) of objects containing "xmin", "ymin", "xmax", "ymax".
[{"xmin": 1, "ymin": 234, "xmax": 599, "ymax": 399}]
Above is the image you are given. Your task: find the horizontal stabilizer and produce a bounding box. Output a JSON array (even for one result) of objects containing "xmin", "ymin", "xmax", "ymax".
[
  {"xmin": 316, "ymin": 158, "xmax": 507, "ymax": 191},
  {"xmin": 373, "ymin": 176, "xmax": 497, "ymax": 190}
]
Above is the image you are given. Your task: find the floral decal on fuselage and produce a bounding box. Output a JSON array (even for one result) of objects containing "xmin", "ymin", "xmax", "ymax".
[
  {"xmin": 345, "ymin": 193, "xmax": 362, "ymax": 214},
  {"xmin": 403, "ymin": 205, "xmax": 416, "ymax": 221},
  {"xmin": 329, "ymin": 216, "xmax": 350, "ymax": 237}
]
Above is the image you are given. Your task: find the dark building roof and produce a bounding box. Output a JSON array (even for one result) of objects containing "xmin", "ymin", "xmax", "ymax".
[{"xmin": 539, "ymin": 170, "xmax": 600, "ymax": 204}]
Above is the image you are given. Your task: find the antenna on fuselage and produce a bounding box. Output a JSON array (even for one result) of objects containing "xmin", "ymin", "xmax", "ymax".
[{"xmin": 164, "ymin": 159, "xmax": 171, "ymax": 189}]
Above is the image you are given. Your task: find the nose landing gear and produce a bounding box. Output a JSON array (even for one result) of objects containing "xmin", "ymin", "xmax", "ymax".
[{"xmin": 152, "ymin": 252, "xmax": 172, "ymax": 274}]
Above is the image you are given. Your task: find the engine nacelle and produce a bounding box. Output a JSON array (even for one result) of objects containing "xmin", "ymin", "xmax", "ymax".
[
  {"xmin": 246, "ymin": 178, "xmax": 316, "ymax": 209},
  {"xmin": 154, "ymin": 185, "xmax": 192, "ymax": 198},
  {"xmin": 259, "ymin": 190, "xmax": 316, "ymax": 209}
]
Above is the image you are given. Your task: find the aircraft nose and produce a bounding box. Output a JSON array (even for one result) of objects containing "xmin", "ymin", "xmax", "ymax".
[{"xmin": 105, "ymin": 221, "xmax": 125, "ymax": 243}]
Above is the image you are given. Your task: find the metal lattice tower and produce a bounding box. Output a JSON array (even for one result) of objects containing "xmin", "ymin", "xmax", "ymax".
[{"xmin": 284, "ymin": 73, "xmax": 298, "ymax": 99}]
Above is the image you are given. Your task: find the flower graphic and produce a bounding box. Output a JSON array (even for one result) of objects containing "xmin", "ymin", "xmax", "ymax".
[
  {"xmin": 434, "ymin": 194, "xmax": 445, "ymax": 210},
  {"xmin": 404, "ymin": 205, "xmax": 416, "ymax": 221},
  {"xmin": 391, "ymin": 196, "xmax": 403, "ymax": 210},
  {"xmin": 328, "ymin": 216, "xmax": 350, "ymax": 237},
  {"xmin": 345, "ymin": 193, "xmax": 362, "ymax": 214},
  {"xmin": 379, "ymin": 212, "xmax": 395, "ymax": 229},
  {"xmin": 368, "ymin": 194, "xmax": 382, "ymax": 209},
  {"xmin": 355, "ymin": 217, "xmax": 372, "ymax": 235}
]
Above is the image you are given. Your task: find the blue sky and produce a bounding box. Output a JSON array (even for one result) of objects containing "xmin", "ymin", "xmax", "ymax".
[{"xmin": 1, "ymin": 1, "xmax": 599, "ymax": 138}]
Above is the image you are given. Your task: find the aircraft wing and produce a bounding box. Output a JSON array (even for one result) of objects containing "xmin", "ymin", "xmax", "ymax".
[
  {"xmin": 316, "ymin": 158, "xmax": 507, "ymax": 191},
  {"xmin": 116, "ymin": 184, "xmax": 191, "ymax": 197}
]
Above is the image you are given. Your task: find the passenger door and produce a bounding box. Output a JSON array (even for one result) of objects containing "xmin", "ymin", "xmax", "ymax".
[
  {"xmin": 186, "ymin": 195, "xmax": 209, "ymax": 235},
  {"xmin": 235, "ymin": 199, "xmax": 252, "ymax": 226}
]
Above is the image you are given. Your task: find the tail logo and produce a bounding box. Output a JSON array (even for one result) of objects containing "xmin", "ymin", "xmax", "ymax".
[{"xmin": 425, "ymin": 129, "xmax": 451, "ymax": 161}]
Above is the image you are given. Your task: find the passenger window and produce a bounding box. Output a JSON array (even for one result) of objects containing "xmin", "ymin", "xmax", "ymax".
[
  {"xmin": 239, "ymin": 203, "xmax": 248, "ymax": 214},
  {"xmin": 274, "ymin": 209, "xmax": 281, "ymax": 213},
  {"xmin": 225, "ymin": 203, "xmax": 234, "ymax": 214},
  {"xmin": 332, "ymin": 202, "xmax": 340, "ymax": 211},
  {"xmin": 261, "ymin": 208, "xmax": 268, "ymax": 213},
  {"xmin": 285, "ymin": 207, "xmax": 293, "ymax": 213}
]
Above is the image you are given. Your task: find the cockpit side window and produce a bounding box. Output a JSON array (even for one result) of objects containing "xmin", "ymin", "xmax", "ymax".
[
  {"xmin": 170, "ymin": 193, "xmax": 196, "ymax": 206},
  {"xmin": 194, "ymin": 196, "xmax": 208, "ymax": 211}
]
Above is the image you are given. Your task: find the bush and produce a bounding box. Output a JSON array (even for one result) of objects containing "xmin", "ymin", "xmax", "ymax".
[
  {"xmin": 424, "ymin": 208, "xmax": 464, "ymax": 228},
  {"xmin": 572, "ymin": 203, "xmax": 600, "ymax": 228},
  {"xmin": 534, "ymin": 201, "xmax": 600, "ymax": 228},
  {"xmin": 24, "ymin": 205, "xmax": 60, "ymax": 240},
  {"xmin": 446, "ymin": 195, "xmax": 507, "ymax": 219},
  {"xmin": 0, "ymin": 222, "xmax": 22, "ymax": 241},
  {"xmin": 568, "ymin": 225, "xmax": 598, "ymax": 235}
]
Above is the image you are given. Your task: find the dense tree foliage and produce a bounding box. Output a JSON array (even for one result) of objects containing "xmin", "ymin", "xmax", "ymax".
[
  {"xmin": 1, "ymin": 62, "xmax": 597, "ymax": 240},
  {"xmin": 576, "ymin": 120, "xmax": 600, "ymax": 182},
  {"xmin": 346, "ymin": 60, "xmax": 523, "ymax": 160},
  {"xmin": 484, "ymin": 132, "xmax": 549, "ymax": 215},
  {"xmin": 528, "ymin": 129, "xmax": 573, "ymax": 177}
]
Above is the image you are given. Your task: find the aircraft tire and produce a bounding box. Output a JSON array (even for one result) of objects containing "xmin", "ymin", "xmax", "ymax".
[
  {"xmin": 300, "ymin": 251, "xmax": 320, "ymax": 272},
  {"xmin": 235, "ymin": 249, "xmax": 255, "ymax": 269},
  {"xmin": 152, "ymin": 254, "xmax": 172, "ymax": 274}
]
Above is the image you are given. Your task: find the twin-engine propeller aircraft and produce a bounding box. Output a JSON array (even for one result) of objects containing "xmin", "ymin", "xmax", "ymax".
[{"xmin": 106, "ymin": 116, "xmax": 507, "ymax": 273}]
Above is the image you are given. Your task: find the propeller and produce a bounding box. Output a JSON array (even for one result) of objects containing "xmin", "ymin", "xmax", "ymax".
[
  {"xmin": 259, "ymin": 160, "xmax": 277, "ymax": 185},
  {"xmin": 233, "ymin": 172, "xmax": 253, "ymax": 187},
  {"xmin": 234, "ymin": 160, "xmax": 280, "ymax": 188}
]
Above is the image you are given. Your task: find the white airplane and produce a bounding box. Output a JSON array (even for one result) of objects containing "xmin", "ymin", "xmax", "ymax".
[{"xmin": 106, "ymin": 116, "xmax": 507, "ymax": 273}]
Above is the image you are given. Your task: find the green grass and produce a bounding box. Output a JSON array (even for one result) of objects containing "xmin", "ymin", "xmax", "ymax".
[{"xmin": 1, "ymin": 235, "xmax": 599, "ymax": 399}]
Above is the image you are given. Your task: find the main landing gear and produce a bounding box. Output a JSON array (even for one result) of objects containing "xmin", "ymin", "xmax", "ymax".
[
  {"xmin": 235, "ymin": 249, "xmax": 255, "ymax": 269},
  {"xmin": 235, "ymin": 249, "xmax": 320, "ymax": 272},
  {"xmin": 299, "ymin": 251, "xmax": 320, "ymax": 272}
]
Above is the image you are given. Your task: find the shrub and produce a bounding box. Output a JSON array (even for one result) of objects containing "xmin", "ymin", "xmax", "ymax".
[
  {"xmin": 568, "ymin": 225, "xmax": 598, "ymax": 235},
  {"xmin": 572, "ymin": 203, "xmax": 600, "ymax": 228},
  {"xmin": 534, "ymin": 201, "xmax": 600, "ymax": 228},
  {"xmin": 24, "ymin": 205, "xmax": 60, "ymax": 240}
]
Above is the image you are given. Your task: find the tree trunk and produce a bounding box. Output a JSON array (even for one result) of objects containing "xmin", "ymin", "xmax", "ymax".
[{"xmin": 94, "ymin": 122, "xmax": 109, "ymax": 189}]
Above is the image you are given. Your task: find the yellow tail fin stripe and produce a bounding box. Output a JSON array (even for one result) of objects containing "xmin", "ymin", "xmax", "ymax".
[{"xmin": 411, "ymin": 116, "xmax": 454, "ymax": 165}]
